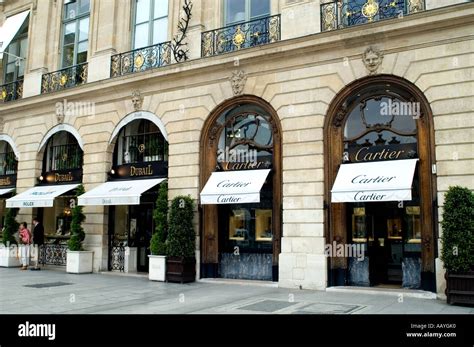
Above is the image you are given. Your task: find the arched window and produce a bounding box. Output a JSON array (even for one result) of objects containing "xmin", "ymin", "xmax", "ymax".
[
  {"xmin": 113, "ymin": 119, "xmax": 168, "ymax": 166},
  {"xmin": 215, "ymin": 103, "xmax": 273, "ymax": 170},
  {"xmin": 0, "ymin": 141, "xmax": 18, "ymax": 176},
  {"xmin": 43, "ymin": 131, "xmax": 83, "ymax": 172}
]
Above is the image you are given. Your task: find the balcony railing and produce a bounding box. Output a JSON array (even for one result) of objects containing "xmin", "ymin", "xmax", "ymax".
[
  {"xmin": 47, "ymin": 144, "xmax": 82, "ymax": 171},
  {"xmin": 111, "ymin": 41, "xmax": 172, "ymax": 77},
  {"xmin": 118, "ymin": 132, "xmax": 168, "ymax": 165},
  {"xmin": 201, "ymin": 14, "xmax": 281, "ymax": 57},
  {"xmin": 1, "ymin": 79, "xmax": 23, "ymax": 103},
  {"xmin": 321, "ymin": 0, "xmax": 425, "ymax": 31},
  {"xmin": 0, "ymin": 152, "xmax": 17, "ymax": 176},
  {"xmin": 41, "ymin": 62, "xmax": 88, "ymax": 94}
]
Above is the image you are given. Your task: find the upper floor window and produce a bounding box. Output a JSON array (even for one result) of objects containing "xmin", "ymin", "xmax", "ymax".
[
  {"xmin": 133, "ymin": 0, "xmax": 169, "ymax": 49},
  {"xmin": 3, "ymin": 19, "xmax": 28, "ymax": 84},
  {"xmin": 61, "ymin": 0, "xmax": 90, "ymax": 68},
  {"xmin": 224, "ymin": 0, "xmax": 270, "ymax": 25},
  {"xmin": 0, "ymin": 141, "xmax": 18, "ymax": 176},
  {"xmin": 44, "ymin": 132, "xmax": 83, "ymax": 172},
  {"xmin": 114, "ymin": 119, "xmax": 168, "ymax": 166}
]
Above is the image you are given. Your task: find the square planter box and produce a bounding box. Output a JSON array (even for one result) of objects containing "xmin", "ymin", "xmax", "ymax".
[
  {"xmin": 445, "ymin": 271, "xmax": 474, "ymax": 305},
  {"xmin": 148, "ymin": 255, "xmax": 166, "ymax": 281},
  {"xmin": 166, "ymin": 256, "xmax": 196, "ymax": 283},
  {"xmin": 0, "ymin": 246, "xmax": 21, "ymax": 267},
  {"xmin": 66, "ymin": 250, "xmax": 93, "ymax": 274}
]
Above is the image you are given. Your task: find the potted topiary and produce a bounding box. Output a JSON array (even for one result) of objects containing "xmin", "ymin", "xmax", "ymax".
[
  {"xmin": 0, "ymin": 207, "xmax": 20, "ymax": 267},
  {"xmin": 66, "ymin": 185, "xmax": 94, "ymax": 273},
  {"xmin": 149, "ymin": 181, "xmax": 168, "ymax": 281},
  {"xmin": 441, "ymin": 186, "xmax": 474, "ymax": 305},
  {"xmin": 166, "ymin": 195, "xmax": 196, "ymax": 283}
]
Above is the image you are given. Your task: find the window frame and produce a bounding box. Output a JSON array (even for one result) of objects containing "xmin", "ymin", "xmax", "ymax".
[
  {"xmin": 60, "ymin": 0, "xmax": 90, "ymax": 69},
  {"xmin": 131, "ymin": 0, "xmax": 169, "ymax": 50},
  {"xmin": 223, "ymin": 0, "xmax": 271, "ymax": 26},
  {"xmin": 2, "ymin": 21, "xmax": 29, "ymax": 83}
]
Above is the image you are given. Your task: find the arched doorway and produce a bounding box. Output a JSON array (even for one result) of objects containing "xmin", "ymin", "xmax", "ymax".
[
  {"xmin": 107, "ymin": 118, "xmax": 168, "ymax": 272},
  {"xmin": 324, "ymin": 75, "xmax": 437, "ymax": 291},
  {"xmin": 200, "ymin": 96, "xmax": 282, "ymax": 281}
]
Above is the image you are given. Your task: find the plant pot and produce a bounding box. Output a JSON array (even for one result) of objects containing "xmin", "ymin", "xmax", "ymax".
[
  {"xmin": 0, "ymin": 245, "xmax": 21, "ymax": 267},
  {"xmin": 445, "ymin": 270, "xmax": 474, "ymax": 305},
  {"xmin": 66, "ymin": 250, "xmax": 93, "ymax": 274},
  {"xmin": 148, "ymin": 255, "xmax": 166, "ymax": 281},
  {"xmin": 166, "ymin": 256, "xmax": 196, "ymax": 283}
]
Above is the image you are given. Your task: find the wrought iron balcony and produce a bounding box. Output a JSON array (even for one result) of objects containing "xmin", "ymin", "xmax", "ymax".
[
  {"xmin": 320, "ymin": 0, "xmax": 425, "ymax": 32},
  {"xmin": 110, "ymin": 41, "xmax": 172, "ymax": 77},
  {"xmin": 41, "ymin": 63, "xmax": 88, "ymax": 94},
  {"xmin": 201, "ymin": 14, "xmax": 281, "ymax": 57},
  {"xmin": 1, "ymin": 79, "xmax": 23, "ymax": 103}
]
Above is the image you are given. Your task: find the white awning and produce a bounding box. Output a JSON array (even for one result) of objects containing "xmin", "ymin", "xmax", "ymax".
[
  {"xmin": 6, "ymin": 184, "xmax": 79, "ymax": 208},
  {"xmin": 200, "ymin": 169, "xmax": 271, "ymax": 205},
  {"xmin": 0, "ymin": 10, "xmax": 29, "ymax": 59},
  {"xmin": 0, "ymin": 188, "xmax": 14, "ymax": 197},
  {"xmin": 331, "ymin": 159, "xmax": 418, "ymax": 203},
  {"xmin": 78, "ymin": 178, "xmax": 166, "ymax": 206}
]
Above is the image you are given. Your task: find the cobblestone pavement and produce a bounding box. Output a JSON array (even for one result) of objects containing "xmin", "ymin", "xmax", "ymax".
[{"xmin": 1, "ymin": 268, "xmax": 473, "ymax": 314}]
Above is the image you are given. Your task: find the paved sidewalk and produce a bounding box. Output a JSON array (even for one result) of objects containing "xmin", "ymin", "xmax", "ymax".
[{"xmin": 0, "ymin": 268, "xmax": 472, "ymax": 314}]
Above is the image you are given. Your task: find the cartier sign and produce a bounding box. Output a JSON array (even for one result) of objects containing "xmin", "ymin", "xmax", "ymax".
[{"xmin": 347, "ymin": 143, "xmax": 417, "ymax": 163}]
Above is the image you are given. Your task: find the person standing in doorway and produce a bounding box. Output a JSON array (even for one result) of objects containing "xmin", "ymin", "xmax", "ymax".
[
  {"xmin": 19, "ymin": 222, "xmax": 31, "ymax": 270},
  {"xmin": 31, "ymin": 218, "xmax": 45, "ymax": 270}
]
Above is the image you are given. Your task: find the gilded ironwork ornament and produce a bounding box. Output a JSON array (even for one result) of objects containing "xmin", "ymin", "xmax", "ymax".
[
  {"xmin": 41, "ymin": 63, "xmax": 88, "ymax": 93},
  {"xmin": 201, "ymin": 15, "xmax": 281, "ymax": 57},
  {"xmin": 1, "ymin": 79, "xmax": 23, "ymax": 102}
]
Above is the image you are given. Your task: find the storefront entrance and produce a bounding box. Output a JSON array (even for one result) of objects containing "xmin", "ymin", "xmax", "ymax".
[
  {"xmin": 325, "ymin": 75, "xmax": 437, "ymax": 291},
  {"xmin": 129, "ymin": 203, "xmax": 154, "ymax": 272},
  {"xmin": 200, "ymin": 96, "xmax": 282, "ymax": 281}
]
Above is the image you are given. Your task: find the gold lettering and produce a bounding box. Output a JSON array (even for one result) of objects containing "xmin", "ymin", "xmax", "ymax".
[
  {"xmin": 0, "ymin": 177, "xmax": 12, "ymax": 186},
  {"xmin": 55, "ymin": 172, "xmax": 74, "ymax": 182},
  {"xmin": 130, "ymin": 165, "xmax": 153, "ymax": 177}
]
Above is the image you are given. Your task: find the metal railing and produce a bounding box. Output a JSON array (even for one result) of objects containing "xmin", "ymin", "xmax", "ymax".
[
  {"xmin": 47, "ymin": 144, "xmax": 82, "ymax": 171},
  {"xmin": 119, "ymin": 132, "xmax": 168, "ymax": 164},
  {"xmin": 1, "ymin": 79, "xmax": 23, "ymax": 103},
  {"xmin": 320, "ymin": 0, "xmax": 425, "ymax": 31},
  {"xmin": 201, "ymin": 14, "xmax": 281, "ymax": 57},
  {"xmin": 110, "ymin": 41, "xmax": 172, "ymax": 77},
  {"xmin": 41, "ymin": 62, "xmax": 88, "ymax": 94},
  {"xmin": 0, "ymin": 152, "xmax": 17, "ymax": 176},
  {"xmin": 40, "ymin": 244, "xmax": 68, "ymax": 266}
]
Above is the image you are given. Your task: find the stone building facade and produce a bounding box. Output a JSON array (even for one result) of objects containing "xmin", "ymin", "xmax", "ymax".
[{"xmin": 0, "ymin": 0, "xmax": 473, "ymax": 295}]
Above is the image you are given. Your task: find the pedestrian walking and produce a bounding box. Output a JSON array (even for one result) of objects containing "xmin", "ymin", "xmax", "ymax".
[{"xmin": 31, "ymin": 218, "xmax": 45, "ymax": 270}]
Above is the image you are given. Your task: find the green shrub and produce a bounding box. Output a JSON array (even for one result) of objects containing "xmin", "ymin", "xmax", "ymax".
[
  {"xmin": 2, "ymin": 207, "xmax": 19, "ymax": 246},
  {"xmin": 166, "ymin": 195, "xmax": 195, "ymax": 258},
  {"xmin": 440, "ymin": 186, "xmax": 474, "ymax": 272},
  {"xmin": 68, "ymin": 185, "xmax": 86, "ymax": 251},
  {"xmin": 150, "ymin": 181, "xmax": 168, "ymax": 255}
]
